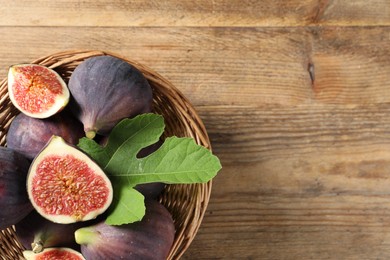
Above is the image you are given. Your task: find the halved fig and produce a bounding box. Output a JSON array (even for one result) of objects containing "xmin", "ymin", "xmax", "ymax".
[
  {"xmin": 23, "ymin": 247, "xmax": 85, "ymax": 260},
  {"xmin": 27, "ymin": 136, "xmax": 113, "ymax": 224},
  {"xmin": 8, "ymin": 64, "xmax": 69, "ymax": 118}
]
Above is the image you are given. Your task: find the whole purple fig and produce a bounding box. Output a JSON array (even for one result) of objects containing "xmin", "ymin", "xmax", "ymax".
[
  {"xmin": 0, "ymin": 147, "xmax": 33, "ymax": 230},
  {"xmin": 68, "ymin": 55, "xmax": 153, "ymax": 139},
  {"xmin": 75, "ymin": 200, "xmax": 175, "ymax": 260},
  {"xmin": 6, "ymin": 111, "xmax": 84, "ymax": 160},
  {"xmin": 16, "ymin": 210, "xmax": 86, "ymax": 253}
]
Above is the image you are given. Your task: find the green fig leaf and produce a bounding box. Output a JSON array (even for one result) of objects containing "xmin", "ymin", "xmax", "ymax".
[
  {"xmin": 110, "ymin": 136, "xmax": 221, "ymax": 185},
  {"xmin": 78, "ymin": 113, "xmax": 222, "ymax": 225},
  {"xmin": 105, "ymin": 184, "xmax": 145, "ymax": 225},
  {"xmin": 78, "ymin": 137, "xmax": 111, "ymax": 167}
]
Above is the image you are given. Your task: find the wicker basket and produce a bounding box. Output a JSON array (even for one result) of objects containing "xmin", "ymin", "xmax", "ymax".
[{"xmin": 0, "ymin": 50, "xmax": 212, "ymax": 260}]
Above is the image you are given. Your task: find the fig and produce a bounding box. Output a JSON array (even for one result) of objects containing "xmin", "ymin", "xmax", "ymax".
[
  {"xmin": 68, "ymin": 55, "xmax": 153, "ymax": 139},
  {"xmin": 6, "ymin": 111, "xmax": 84, "ymax": 160},
  {"xmin": 23, "ymin": 247, "xmax": 85, "ymax": 260},
  {"xmin": 8, "ymin": 64, "xmax": 69, "ymax": 118},
  {"xmin": 0, "ymin": 147, "xmax": 33, "ymax": 230},
  {"xmin": 135, "ymin": 182, "xmax": 165, "ymax": 200},
  {"xmin": 75, "ymin": 199, "xmax": 175, "ymax": 260},
  {"xmin": 16, "ymin": 210, "xmax": 86, "ymax": 253},
  {"xmin": 27, "ymin": 136, "xmax": 113, "ymax": 224}
]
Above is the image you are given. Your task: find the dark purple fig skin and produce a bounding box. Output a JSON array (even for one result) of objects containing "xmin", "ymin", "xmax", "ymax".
[
  {"xmin": 15, "ymin": 210, "xmax": 87, "ymax": 252},
  {"xmin": 76, "ymin": 199, "xmax": 175, "ymax": 260},
  {"xmin": 6, "ymin": 111, "xmax": 84, "ymax": 160},
  {"xmin": 0, "ymin": 147, "xmax": 33, "ymax": 230},
  {"xmin": 68, "ymin": 55, "xmax": 153, "ymax": 138},
  {"xmin": 135, "ymin": 181, "xmax": 165, "ymax": 200}
]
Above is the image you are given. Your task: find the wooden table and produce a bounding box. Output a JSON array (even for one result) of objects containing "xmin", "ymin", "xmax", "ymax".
[{"xmin": 1, "ymin": 1, "xmax": 390, "ymax": 259}]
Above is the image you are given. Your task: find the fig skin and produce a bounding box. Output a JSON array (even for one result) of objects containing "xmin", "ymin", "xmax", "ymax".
[
  {"xmin": 135, "ymin": 181, "xmax": 165, "ymax": 200},
  {"xmin": 68, "ymin": 55, "xmax": 153, "ymax": 139},
  {"xmin": 15, "ymin": 210, "xmax": 86, "ymax": 253},
  {"xmin": 0, "ymin": 147, "xmax": 33, "ymax": 230},
  {"xmin": 6, "ymin": 110, "xmax": 84, "ymax": 160},
  {"xmin": 75, "ymin": 199, "xmax": 175, "ymax": 260}
]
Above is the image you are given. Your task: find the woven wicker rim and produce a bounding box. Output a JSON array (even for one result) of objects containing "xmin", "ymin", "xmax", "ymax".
[{"xmin": 0, "ymin": 50, "xmax": 213, "ymax": 260}]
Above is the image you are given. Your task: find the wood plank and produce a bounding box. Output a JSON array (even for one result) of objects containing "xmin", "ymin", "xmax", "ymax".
[
  {"xmin": 200, "ymin": 104, "xmax": 390, "ymax": 163},
  {"xmin": 182, "ymin": 105, "xmax": 390, "ymax": 258},
  {"xmin": 310, "ymin": 27, "xmax": 390, "ymax": 105},
  {"xmin": 0, "ymin": 26, "xmax": 313, "ymax": 107},
  {"xmin": 0, "ymin": 0, "xmax": 389, "ymax": 27},
  {"xmin": 0, "ymin": 27, "xmax": 389, "ymax": 108}
]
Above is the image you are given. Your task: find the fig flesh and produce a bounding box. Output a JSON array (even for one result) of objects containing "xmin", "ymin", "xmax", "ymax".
[
  {"xmin": 0, "ymin": 147, "xmax": 33, "ymax": 230},
  {"xmin": 23, "ymin": 247, "xmax": 85, "ymax": 260},
  {"xmin": 27, "ymin": 136, "xmax": 113, "ymax": 224},
  {"xmin": 68, "ymin": 55, "xmax": 153, "ymax": 138},
  {"xmin": 6, "ymin": 111, "xmax": 84, "ymax": 160},
  {"xmin": 16, "ymin": 210, "xmax": 86, "ymax": 253},
  {"xmin": 75, "ymin": 199, "xmax": 175, "ymax": 260},
  {"xmin": 8, "ymin": 64, "xmax": 69, "ymax": 118}
]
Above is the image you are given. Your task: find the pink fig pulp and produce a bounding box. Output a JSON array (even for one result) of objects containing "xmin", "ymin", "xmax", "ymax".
[
  {"xmin": 23, "ymin": 247, "xmax": 85, "ymax": 260},
  {"xmin": 8, "ymin": 64, "xmax": 69, "ymax": 119},
  {"xmin": 27, "ymin": 136, "xmax": 113, "ymax": 224}
]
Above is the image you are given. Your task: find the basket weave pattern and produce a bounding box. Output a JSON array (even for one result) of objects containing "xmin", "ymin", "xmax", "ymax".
[{"xmin": 0, "ymin": 50, "xmax": 212, "ymax": 260}]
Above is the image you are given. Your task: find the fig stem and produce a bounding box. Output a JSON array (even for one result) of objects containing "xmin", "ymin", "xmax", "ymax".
[
  {"xmin": 31, "ymin": 241, "xmax": 44, "ymax": 253},
  {"xmin": 86, "ymin": 130, "xmax": 96, "ymax": 139},
  {"xmin": 74, "ymin": 227, "xmax": 99, "ymax": 245}
]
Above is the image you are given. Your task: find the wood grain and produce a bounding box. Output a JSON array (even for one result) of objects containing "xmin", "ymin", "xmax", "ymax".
[
  {"xmin": 1, "ymin": 1, "xmax": 390, "ymax": 259},
  {"xmin": 200, "ymin": 104, "xmax": 390, "ymax": 163},
  {"xmin": 0, "ymin": 0, "xmax": 389, "ymax": 26},
  {"xmin": 0, "ymin": 27, "xmax": 389, "ymax": 108},
  {"xmin": 183, "ymin": 105, "xmax": 390, "ymax": 259}
]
